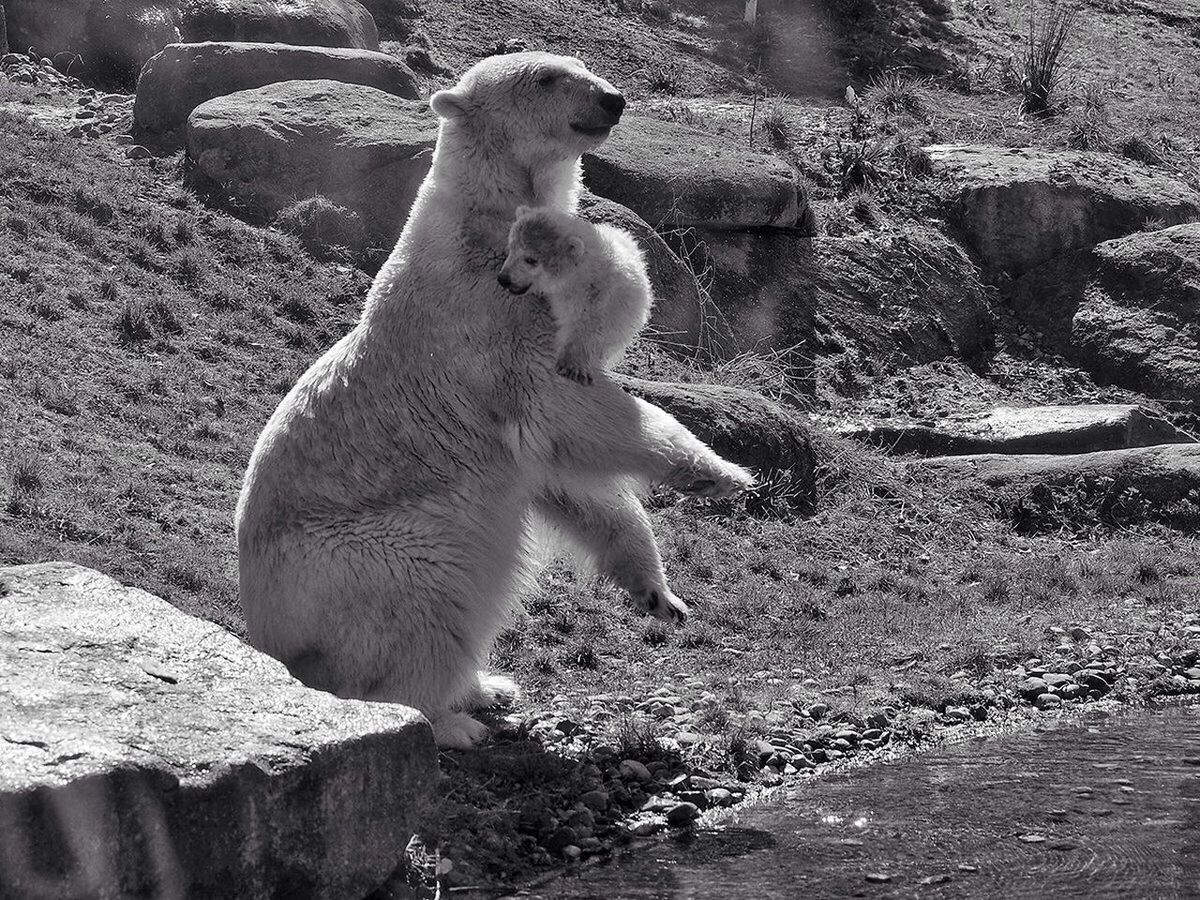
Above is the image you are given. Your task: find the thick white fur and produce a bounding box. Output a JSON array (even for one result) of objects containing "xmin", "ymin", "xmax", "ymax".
[
  {"xmin": 501, "ymin": 207, "xmax": 650, "ymax": 385},
  {"xmin": 236, "ymin": 52, "xmax": 755, "ymax": 749}
]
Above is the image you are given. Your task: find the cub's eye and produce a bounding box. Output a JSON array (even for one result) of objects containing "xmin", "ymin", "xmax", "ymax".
[
  {"xmin": 537, "ymin": 73, "xmax": 559, "ymax": 88},
  {"xmin": 524, "ymin": 256, "xmax": 539, "ymax": 267}
]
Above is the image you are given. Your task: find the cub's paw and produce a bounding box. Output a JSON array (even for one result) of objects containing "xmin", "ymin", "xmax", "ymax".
[
  {"xmin": 669, "ymin": 459, "xmax": 757, "ymax": 500},
  {"xmin": 631, "ymin": 587, "xmax": 690, "ymax": 624},
  {"xmin": 430, "ymin": 711, "xmax": 490, "ymax": 750},
  {"xmin": 556, "ymin": 360, "xmax": 595, "ymax": 385}
]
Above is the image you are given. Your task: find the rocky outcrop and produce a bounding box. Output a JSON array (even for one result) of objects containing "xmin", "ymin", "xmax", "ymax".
[
  {"xmin": 837, "ymin": 405, "xmax": 1194, "ymax": 456},
  {"xmin": 917, "ymin": 445, "xmax": 1200, "ymax": 530},
  {"xmin": 3, "ymin": 0, "xmax": 378, "ymax": 86},
  {"xmin": 178, "ymin": 0, "xmax": 380, "ymax": 50},
  {"xmin": 614, "ymin": 375, "xmax": 817, "ymax": 508},
  {"xmin": 0, "ymin": 562, "xmax": 436, "ymax": 900},
  {"xmin": 135, "ymin": 41, "xmax": 418, "ymax": 136},
  {"xmin": 579, "ymin": 193, "xmax": 704, "ymax": 351},
  {"xmin": 692, "ymin": 225, "xmax": 994, "ymax": 367},
  {"xmin": 926, "ymin": 145, "xmax": 1200, "ymax": 276},
  {"xmin": 186, "ymin": 79, "xmax": 436, "ymax": 263},
  {"xmin": 583, "ymin": 114, "xmax": 802, "ymax": 229},
  {"xmin": 1012, "ymin": 224, "xmax": 1200, "ymax": 411}
]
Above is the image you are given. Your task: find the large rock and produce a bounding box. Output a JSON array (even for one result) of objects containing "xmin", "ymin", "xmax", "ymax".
[
  {"xmin": 1012, "ymin": 224, "xmax": 1200, "ymax": 411},
  {"xmin": 578, "ymin": 193, "xmax": 704, "ymax": 352},
  {"xmin": 583, "ymin": 114, "xmax": 802, "ymax": 229},
  {"xmin": 179, "ymin": 0, "xmax": 379, "ymax": 50},
  {"xmin": 0, "ymin": 562, "xmax": 436, "ymax": 899},
  {"xmin": 614, "ymin": 375, "xmax": 817, "ymax": 508},
  {"xmin": 926, "ymin": 144, "xmax": 1200, "ymax": 276},
  {"xmin": 187, "ymin": 79, "xmax": 436, "ymax": 262},
  {"xmin": 4, "ymin": 0, "xmax": 378, "ymax": 86},
  {"xmin": 0, "ymin": 3, "xmax": 9, "ymax": 56},
  {"xmin": 689, "ymin": 225, "xmax": 994, "ymax": 367},
  {"xmin": 837, "ymin": 404, "xmax": 1194, "ymax": 456},
  {"xmin": 916, "ymin": 445, "xmax": 1200, "ymax": 530},
  {"xmin": 135, "ymin": 41, "xmax": 418, "ymax": 135}
]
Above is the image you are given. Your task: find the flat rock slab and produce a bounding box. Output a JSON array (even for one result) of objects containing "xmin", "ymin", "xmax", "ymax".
[
  {"xmin": 1013, "ymin": 223, "xmax": 1200, "ymax": 412},
  {"xmin": 926, "ymin": 144, "xmax": 1200, "ymax": 275},
  {"xmin": 187, "ymin": 78, "xmax": 437, "ymax": 261},
  {"xmin": 0, "ymin": 562, "xmax": 436, "ymax": 900},
  {"xmin": 583, "ymin": 114, "xmax": 802, "ymax": 229},
  {"xmin": 916, "ymin": 444, "xmax": 1200, "ymax": 529},
  {"xmin": 836, "ymin": 404, "xmax": 1194, "ymax": 456},
  {"xmin": 135, "ymin": 41, "xmax": 419, "ymax": 135},
  {"xmin": 614, "ymin": 375, "xmax": 816, "ymax": 509}
]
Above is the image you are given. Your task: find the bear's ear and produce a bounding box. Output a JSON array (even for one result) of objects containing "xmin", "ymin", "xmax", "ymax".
[
  {"xmin": 566, "ymin": 236, "xmax": 586, "ymax": 259},
  {"xmin": 430, "ymin": 88, "xmax": 468, "ymax": 120}
]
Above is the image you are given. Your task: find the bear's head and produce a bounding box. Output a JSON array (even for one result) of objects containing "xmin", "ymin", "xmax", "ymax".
[
  {"xmin": 430, "ymin": 52, "xmax": 625, "ymax": 162},
  {"xmin": 498, "ymin": 205, "xmax": 588, "ymax": 295}
]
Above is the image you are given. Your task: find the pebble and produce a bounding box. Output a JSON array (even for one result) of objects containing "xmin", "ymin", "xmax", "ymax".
[
  {"xmin": 562, "ymin": 845, "xmax": 582, "ymax": 862},
  {"xmin": 1042, "ymin": 673, "xmax": 1075, "ymax": 688},
  {"xmin": 1035, "ymin": 693, "xmax": 1062, "ymax": 710},
  {"xmin": 619, "ymin": 759, "xmax": 652, "ymax": 783},
  {"xmin": 666, "ymin": 802, "xmax": 701, "ymax": 826},
  {"xmin": 126, "ymin": 145, "xmax": 152, "ymax": 160},
  {"xmin": 919, "ymin": 874, "xmax": 953, "ymax": 886},
  {"xmin": 1020, "ymin": 677, "xmax": 1049, "ymax": 700},
  {"xmin": 865, "ymin": 873, "xmax": 892, "ymax": 883},
  {"xmin": 1018, "ymin": 833, "xmax": 1047, "ymax": 843},
  {"xmin": 578, "ymin": 790, "xmax": 608, "ymax": 811},
  {"xmin": 706, "ymin": 788, "xmax": 734, "ymax": 807},
  {"xmin": 629, "ymin": 820, "xmax": 660, "ymax": 837}
]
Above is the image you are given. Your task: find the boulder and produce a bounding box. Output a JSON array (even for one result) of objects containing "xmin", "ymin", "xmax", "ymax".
[
  {"xmin": 4, "ymin": 0, "xmax": 378, "ymax": 86},
  {"xmin": 356, "ymin": 0, "xmax": 422, "ymax": 40},
  {"xmin": 0, "ymin": 562, "xmax": 437, "ymax": 900},
  {"xmin": 186, "ymin": 79, "xmax": 437, "ymax": 263},
  {"xmin": 689, "ymin": 225, "xmax": 994, "ymax": 367},
  {"xmin": 135, "ymin": 41, "xmax": 418, "ymax": 135},
  {"xmin": 613, "ymin": 375, "xmax": 817, "ymax": 508},
  {"xmin": 578, "ymin": 192, "xmax": 704, "ymax": 351},
  {"xmin": 837, "ymin": 405, "xmax": 1194, "ymax": 456},
  {"xmin": 926, "ymin": 144, "xmax": 1200, "ymax": 276},
  {"xmin": 1012, "ymin": 224, "xmax": 1200, "ymax": 411},
  {"xmin": 582, "ymin": 114, "xmax": 802, "ymax": 229},
  {"xmin": 0, "ymin": 4, "xmax": 8, "ymax": 56},
  {"xmin": 916, "ymin": 445, "xmax": 1200, "ymax": 530},
  {"xmin": 179, "ymin": 0, "xmax": 380, "ymax": 50}
]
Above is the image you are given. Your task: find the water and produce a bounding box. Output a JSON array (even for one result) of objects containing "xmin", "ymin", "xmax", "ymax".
[{"xmin": 517, "ymin": 706, "xmax": 1200, "ymax": 899}]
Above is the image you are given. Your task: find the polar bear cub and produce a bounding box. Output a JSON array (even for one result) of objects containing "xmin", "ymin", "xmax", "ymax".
[{"xmin": 499, "ymin": 206, "xmax": 651, "ymax": 385}]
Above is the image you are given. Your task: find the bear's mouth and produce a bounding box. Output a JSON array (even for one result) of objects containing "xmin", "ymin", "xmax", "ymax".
[{"xmin": 570, "ymin": 123, "xmax": 613, "ymax": 138}]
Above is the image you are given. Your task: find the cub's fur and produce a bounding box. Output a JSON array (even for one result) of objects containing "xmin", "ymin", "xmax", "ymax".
[{"xmin": 499, "ymin": 205, "xmax": 650, "ymax": 385}]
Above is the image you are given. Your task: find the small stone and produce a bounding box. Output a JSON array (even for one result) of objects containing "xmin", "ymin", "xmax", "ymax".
[
  {"xmin": 578, "ymin": 789, "xmax": 608, "ymax": 810},
  {"xmin": 1069, "ymin": 627, "xmax": 1092, "ymax": 642},
  {"xmin": 807, "ymin": 703, "xmax": 829, "ymax": 720},
  {"xmin": 1035, "ymin": 693, "xmax": 1062, "ymax": 710},
  {"xmin": 1020, "ymin": 677, "xmax": 1049, "ymax": 700},
  {"xmin": 865, "ymin": 873, "xmax": 892, "ymax": 883},
  {"xmin": 675, "ymin": 731, "xmax": 702, "ymax": 747},
  {"xmin": 706, "ymin": 788, "xmax": 734, "ymax": 807},
  {"xmin": 629, "ymin": 820, "xmax": 660, "ymax": 837},
  {"xmin": 1042, "ymin": 673, "xmax": 1075, "ymax": 688},
  {"xmin": 1018, "ymin": 833, "xmax": 1047, "ymax": 843},
  {"xmin": 919, "ymin": 874, "xmax": 953, "ymax": 886},
  {"xmin": 542, "ymin": 826, "xmax": 577, "ymax": 854},
  {"xmin": 619, "ymin": 759, "xmax": 652, "ymax": 783},
  {"xmin": 666, "ymin": 802, "xmax": 701, "ymax": 826},
  {"xmin": 555, "ymin": 719, "xmax": 580, "ymax": 736},
  {"xmin": 562, "ymin": 844, "xmax": 582, "ymax": 862},
  {"xmin": 957, "ymin": 864, "xmax": 979, "ymax": 873}
]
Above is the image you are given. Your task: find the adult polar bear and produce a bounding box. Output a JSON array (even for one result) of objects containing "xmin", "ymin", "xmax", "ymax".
[{"xmin": 236, "ymin": 52, "xmax": 754, "ymax": 748}]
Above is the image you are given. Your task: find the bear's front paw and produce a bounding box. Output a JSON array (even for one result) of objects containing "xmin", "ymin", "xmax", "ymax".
[
  {"xmin": 431, "ymin": 711, "xmax": 490, "ymax": 749},
  {"xmin": 556, "ymin": 360, "xmax": 594, "ymax": 385},
  {"xmin": 631, "ymin": 587, "xmax": 689, "ymax": 624},
  {"xmin": 670, "ymin": 459, "xmax": 757, "ymax": 500}
]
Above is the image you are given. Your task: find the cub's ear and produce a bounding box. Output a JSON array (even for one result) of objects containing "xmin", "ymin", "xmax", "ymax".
[
  {"xmin": 567, "ymin": 236, "xmax": 586, "ymax": 259},
  {"xmin": 430, "ymin": 88, "xmax": 468, "ymax": 120}
]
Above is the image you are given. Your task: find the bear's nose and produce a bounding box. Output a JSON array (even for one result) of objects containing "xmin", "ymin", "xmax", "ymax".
[
  {"xmin": 497, "ymin": 272, "xmax": 512, "ymax": 289},
  {"xmin": 598, "ymin": 92, "xmax": 625, "ymax": 119}
]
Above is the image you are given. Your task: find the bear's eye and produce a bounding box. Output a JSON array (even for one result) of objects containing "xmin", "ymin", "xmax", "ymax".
[
  {"xmin": 524, "ymin": 256, "xmax": 538, "ymax": 267},
  {"xmin": 537, "ymin": 72, "xmax": 560, "ymax": 88}
]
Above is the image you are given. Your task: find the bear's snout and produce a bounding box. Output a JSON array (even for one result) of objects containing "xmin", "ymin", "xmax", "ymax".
[
  {"xmin": 498, "ymin": 272, "xmax": 528, "ymax": 295},
  {"xmin": 598, "ymin": 92, "xmax": 625, "ymax": 121}
]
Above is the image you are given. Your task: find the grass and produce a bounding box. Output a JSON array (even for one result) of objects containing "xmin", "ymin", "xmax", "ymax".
[
  {"xmin": 1019, "ymin": 1, "xmax": 1080, "ymax": 114},
  {"xmin": 0, "ymin": 109, "xmax": 369, "ymax": 629}
]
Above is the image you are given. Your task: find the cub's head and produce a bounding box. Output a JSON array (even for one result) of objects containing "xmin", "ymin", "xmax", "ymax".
[
  {"xmin": 498, "ymin": 206, "xmax": 588, "ymax": 295},
  {"xmin": 430, "ymin": 52, "xmax": 624, "ymax": 159}
]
